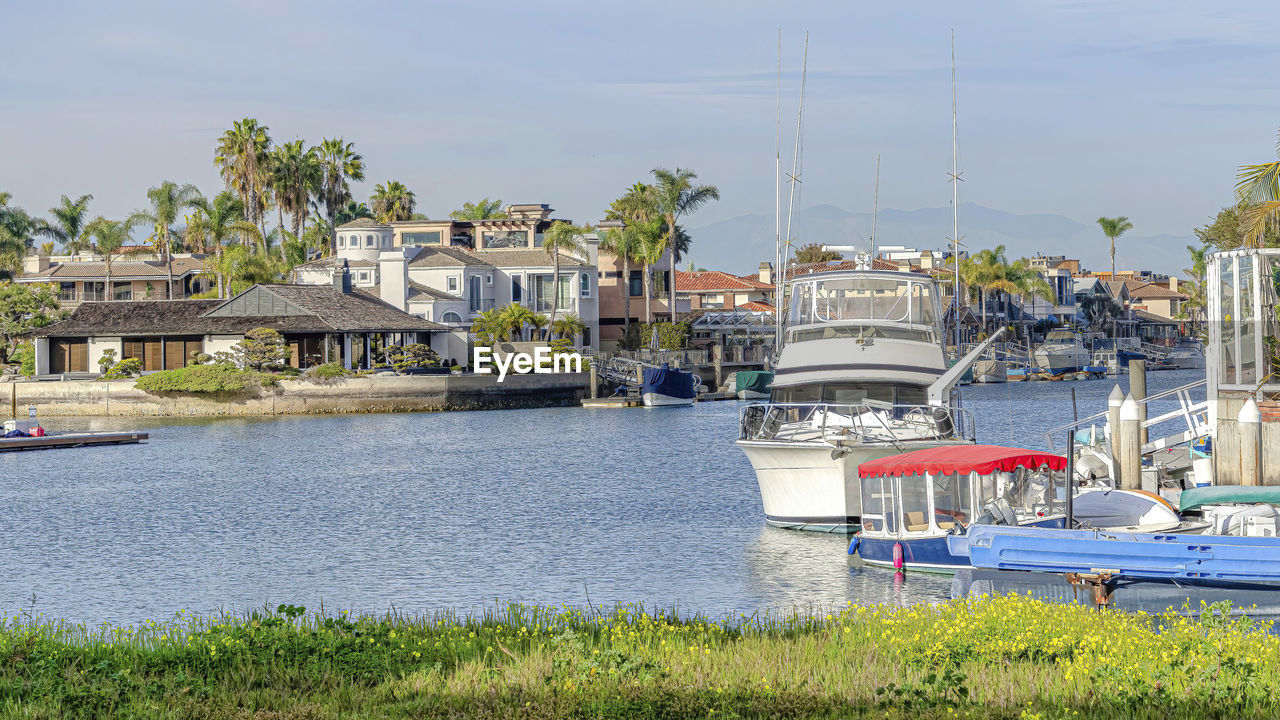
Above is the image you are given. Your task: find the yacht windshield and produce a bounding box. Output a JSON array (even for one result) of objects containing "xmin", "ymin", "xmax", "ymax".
[{"xmin": 789, "ymin": 275, "xmax": 940, "ymax": 331}]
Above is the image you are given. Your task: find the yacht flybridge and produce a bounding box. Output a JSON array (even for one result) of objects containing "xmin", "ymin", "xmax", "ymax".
[{"xmin": 736, "ymin": 265, "xmax": 1002, "ymax": 532}]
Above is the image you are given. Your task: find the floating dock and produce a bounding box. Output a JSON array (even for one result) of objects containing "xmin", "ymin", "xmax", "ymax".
[
  {"xmin": 581, "ymin": 397, "xmax": 640, "ymax": 408},
  {"xmin": 0, "ymin": 431, "xmax": 149, "ymax": 452}
]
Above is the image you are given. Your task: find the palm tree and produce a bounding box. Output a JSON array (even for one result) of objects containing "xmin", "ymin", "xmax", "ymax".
[
  {"xmin": 1096, "ymin": 216, "xmax": 1133, "ymax": 278},
  {"xmin": 134, "ymin": 181, "xmax": 202, "ymax": 299},
  {"xmin": 497, "ymin": 302, "xmax": 538, "ymax": 341},
  {"xmin": 40, "ymin": 194, "xmax": 94, "ymax": 253},
  {"xmin": 201, "ymin": 244, "xmax": 282, "ymax": 298},
  {"xmin": 85, "ymin": 216, "xmax": 139, "ymax": 298},
  {"xmin": 650, "ymin": 168, "xmax": 719, "ymax": 324},
  {"xmin": 334, "ymin": 200, "xmax": 373, "ymax": 226},
  {"xmin": 270, "ymin": 141, "xmax": 322, "ymax": 242},
  {"xmin": 470, "ymin": 307, "xmax": 503, "ymax": 346},
  {"xmin": 1235, "ymin": 127, "xmax": 1280, "ymax": 247},
  {"xmin": 370, "ymin": 181, "xmax": 416, "ymax": 222},
  {"xmin": 317, "ymin": 138, "xmax": 366, "ymax": 223},
  {"xmin": 0, "ymin": 193, "xmax": 41, "ymax": 277},
  {"xmin": 604, "ymin": 183, "xmax": 660, "ymax": 332},
  {"xmin": 214, "ymin": 119, "xmax": 272, "ymax": 237},
  {"xmin": 450, "ymin": 198, "xmax": 507, "ymax": 221},
  {"xmin": 632, "ymin": 218, "xmax": 669, "ymax": 324},
  {"xmin": 597, "ymin": 224, "xmax": 638, "ymax": 334},
  {"xmin": 188, "ymin": 191, "xmax": 262, "ymax": 297},
  {"xmin": 526, "ymin": 313, "xmax": 548, "ymax": 342},
  {"xmin": 540, "ymin": 221, "xmax": 588, "ymax": 340},
  {"xmin": 551, "ymin": 314, "xmax": 586, "ymax": 342}
]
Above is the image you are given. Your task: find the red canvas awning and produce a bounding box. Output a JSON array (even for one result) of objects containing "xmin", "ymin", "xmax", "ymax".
[{"xmin": 857, "ymin": 444, "xmax": 1067, "ymax": 479}]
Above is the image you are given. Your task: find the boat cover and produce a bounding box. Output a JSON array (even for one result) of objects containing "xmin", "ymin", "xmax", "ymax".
[
  {"xmin": 735, "ymin": 370, "xmax": 773, "ymax": 394},
  {"xmin": 1180, "ymin": 485, "xmax": 1280, "ymax": 513},
  {"xmin": 858, "ymin": 444, "xmax": 1066, "ymax": 478},
  {"xmin": 641, "ymin": 363, "xmax": 696, "ymax": 400}
]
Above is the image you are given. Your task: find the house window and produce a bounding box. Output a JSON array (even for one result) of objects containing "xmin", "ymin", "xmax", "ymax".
[
  {"xmin": 357, "ymin": 270, "xmax": 370, "ymax": 283},
  {"xmin": 485, "ymin": 273, "xmax": 493, "ymax": 287},
  {"xmin": 628, "ymin": 270, "xmax": 643, "ymax": 297},
  {"xmin": 582, "ymin": 327, "xmax": 591, "ymax": 346},
  {"xmin": 447, "ymin": 276, "xmax": 459, "ymax": 293},
  {"xmin": 511, "ymin": 275, "xmax": 523, "ymax": 303},
  {"xmin": 337, "ymin": 236, "xmax": 345, "ymax": 248},
  {"xmin": 403, "ymin": 231, "xmax": 441, "ymax": 245},
  {"xmin": 113, "ymin": 282, "xmax": 132, "ymax": 301},
  {"xmin": 580, "ymin": 271, "xmax": 591, "ymax": 298},
  {"xmin": 365, "ymin": 235, "xmax": 375, "ymax": 247},
  {"xmin": 441, "ymin": 311, "xmax": 463, "ymax": 324},
  {"xmin": 482, "ymin": 230, "xmax": 527, "ymax": 249},
  {"xmin": 468, "ymin": 275, "xmax": 481, "ymax": 312}
]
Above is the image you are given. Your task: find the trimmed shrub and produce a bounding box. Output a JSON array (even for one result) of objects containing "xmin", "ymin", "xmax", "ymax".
[
  {"xmin": 388, "ymin": 343, "xmax": 440, "ymax": 371},
  {"xmin": 302, "ymin": 362, "xmax": 350, "ymax": 385},
  {"xmin": 135, "ymin": 365, "xmax": 279, "ymax": 394},
  {"xmin": 234, "ymin": 327, "xmax": 290, "ymax": 371},
  {"xmin": 102, "ymin": 357, "xmax": 142, "ymax": 380},
  {"xmin": 97, "ymin": 348, "xmax": 118, "ymax": 375}
]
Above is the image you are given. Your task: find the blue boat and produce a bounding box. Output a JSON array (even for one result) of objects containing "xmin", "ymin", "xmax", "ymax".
[
  {"xmin": 849, "ymin": 445, "xmax": 1070, "ymax": 572},
  {"xmin": 950, "ymin": 525, "xmax": 1280, "ymax": 584},
  {"xmin": 641, "ymin": 363, "xmax": 698, "ymax": 407}
]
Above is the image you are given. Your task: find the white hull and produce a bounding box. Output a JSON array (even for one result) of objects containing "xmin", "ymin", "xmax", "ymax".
[
  {"xmin": 1166, "ymin": 354, "xmax": 1205, "ymax": 370},
  {"xmin": 1034, "ymin": 348, "xmax": 1090, "ymax": 373},
  {"xmin": 642, "ymin": 392, "xmax": 694, "ymax": 407},
  {"xmin": 737, "ymin": 389, "xmax": 770, "ymax": 400},
  {"xmin": 972, "ymin": 359, "xmax": 1007, "ymax": 384},
  {"xmin": 736, "ymin": 438, "xmax": 972, "ymax": 532}
]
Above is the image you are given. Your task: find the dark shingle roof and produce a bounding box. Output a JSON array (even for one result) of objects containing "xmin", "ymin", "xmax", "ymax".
[
  {"xmin": 409, "ymin": 246, "xmax": 493, "ymax": 268},
  {"xmin": 471, "ymin": 249, "xmax": 586, "ymax": 267},
  {"xmin": 337, "ymin": 218, "xmax": 391, "ymax": 229},
  {"xmin": 33, "ymin": 284, "xmax": 445, "ymax": 337},
  {"xmin": 21, "ymin": 257, "xmax": 205, "ymax": 280}
]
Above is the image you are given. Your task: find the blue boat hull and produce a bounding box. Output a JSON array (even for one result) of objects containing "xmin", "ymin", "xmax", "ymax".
[
  {"xmin": 641, "ymin": 364, "xmax": 697, "ymax": 407},
  {"xmin": 855, "ymin": 518, "xmax": 1066, "ymax": 573}
]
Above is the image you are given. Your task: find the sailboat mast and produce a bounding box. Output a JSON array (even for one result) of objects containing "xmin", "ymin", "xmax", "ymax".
[
  {"xmin": 782, "ymin": 32, "xmax": 808, "ymax": 311},
  {"xmin": 950, "ymin": 30, "xmax": 961, "ymax": 349},
  {"xmin": 774, "ymin": 29, "xmax": 783, "ymax": 353},
  {"xmin": 870, "ymin": 155, "xmax": 881, "ymax": 257}
]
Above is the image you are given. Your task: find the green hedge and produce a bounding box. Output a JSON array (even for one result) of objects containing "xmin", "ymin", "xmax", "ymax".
[{"xmin": 134, "ymin": 364, "xmax": 280, "ymax": 393}]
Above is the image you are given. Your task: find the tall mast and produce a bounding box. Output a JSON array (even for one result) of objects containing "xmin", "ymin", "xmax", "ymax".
[
  {"xmin": 870, "ymin": 155, "xmax": 881, "ymax": 257},
  {"xmin": 774, "ymin": 29, "xmax": 783, "ymax": 353},
  {"xmin": 950, "ymin": 29, "xmax": 961, "ymax": 349},
  {"xmin": 782, "ymin": 32, "xmax": 809, "ymax": 313}
]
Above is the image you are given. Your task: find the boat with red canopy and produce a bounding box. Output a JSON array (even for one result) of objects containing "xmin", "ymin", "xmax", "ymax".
[{"xmin": 849, "ymin": 445, "xmax": 1071, "ymax": 572}]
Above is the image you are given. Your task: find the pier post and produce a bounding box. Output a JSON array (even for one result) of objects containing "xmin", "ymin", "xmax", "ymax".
[
  {"xmin": 712, "ymin": 343, "xmax": 724, "ymax": 390},
  {"xmin": 1106, "ymin": 384, "xmax": 1124, "ymax": 465},
  {"xmin": 589, "ymin": 364, "xmax": 598, "ymax": 399},
  {"xmin": 1128, "ymin": 359, "xmax": 1147, "ymax": 445},
  {"xmin": 1117, "ymin": 394, "xmax": 1142, "ymax": 490},
  {"xmin": 1239, "ymin": 398, "xmax": 1262, "ymax": 486}
]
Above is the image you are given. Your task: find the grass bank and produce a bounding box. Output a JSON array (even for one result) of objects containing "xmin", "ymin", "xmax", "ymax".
[{"xmin": 1, "ymin": 595, "xmax": 1276, "ymax": 719}]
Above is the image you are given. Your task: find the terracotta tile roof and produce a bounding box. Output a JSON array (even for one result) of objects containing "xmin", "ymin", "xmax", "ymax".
[
  {"xmin": 675, "ymin": 270, "xmax": 773, "ymax": 292},
  {"xmin": 739, "ymin": 301, "xmax": 775, "ymax": 312},
  {"xmin": 33, "ymin": 284, "xmax": 445, "ymax": 337},
  {"xmin": 1129, "ymin": 283, "xmax": 1187, "ymax": 300}
]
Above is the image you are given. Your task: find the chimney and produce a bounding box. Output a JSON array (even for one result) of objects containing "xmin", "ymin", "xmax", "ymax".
[
  {"xmin": 1168, "ymin": 276, "xmax": 1178, "ymax": 293},
  {"xmin": 379, "ymin": 249, "xmax": 409, "ymax": 311},
  {"xmin": 332, "ymin": 266, "xmax": 351, "ymax": 294},
  {"xmin": 758, "ymin": 262, "xmax": 773, "ymax": 285}
]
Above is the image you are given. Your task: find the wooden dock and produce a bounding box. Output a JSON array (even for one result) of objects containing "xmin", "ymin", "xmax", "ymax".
[
  {"xmin": 0, "ymin": 431, "xmax": 149, "ymax": 453},
  {"xmin": 581, "ymin": 397, "xmax": 640, "ymax": 408}
]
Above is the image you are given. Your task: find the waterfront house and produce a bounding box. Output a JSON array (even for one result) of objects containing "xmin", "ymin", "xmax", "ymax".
[
  {"xmin": 593, "ymin": 219, "xmax": 683, "ymax": 351},
  {"xmin": 296, "ymin": 211, "xmax": 600, "ymax": 364},
  {"xmin": 17, "ymin": 252, "xmax": 212, "ymax": 307},
  {"xmin": 29, "ymin": 276, "xmax": 445, "ymax": 376},
  {"xmin": 675, "ymin": 269, "xmax": 775, "ymax": 311}
]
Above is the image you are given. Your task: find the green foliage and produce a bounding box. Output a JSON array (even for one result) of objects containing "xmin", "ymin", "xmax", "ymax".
[
  {"xmin": 97, "ymin": 348, "xmax": 118, "ymax": 375},
  {"xmin": 8, "ymin": 341, "xmax": 34, "ymax": 377},
  {"xmin": 0, "ymin": 596, "xmax": 1278, "ymax": 719},
  {"xmin": 135, "ymin": 364, "xmax": 279, "ymax": 393},
  {"xmin": 101, "ymin": 357, "xmax": 142, "ymax": 380},
  {"xmin": 0, "ymin": 281, "xmax": 65, "ymax": 365},
  {"xmin": 306, "ymin": 361, "xmax": 350, "ymax": 380},
  {"xmin": 793, "ymin": 242, "xmax": 841, "ymax": 264},
  {"xmin": 387, "ymin": 343, "xmax": 439, "ymax": 371},
  {"xmin": 449, "ymin": 198, "xmax": 507, "ymax": 221},
  {"xmin": 627, "ymin": 320, "xmax": 690, "ymax": 350},
  {"xmin": 232, "ymin": 327, "xmax": 290, "ymax": 371}
]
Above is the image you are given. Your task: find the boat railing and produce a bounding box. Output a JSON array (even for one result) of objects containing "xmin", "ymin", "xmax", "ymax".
[
  {"xmin": 738, "ymin": 402, "xmax": 975, "ymax": 445},
  {"xmin": 1042, "ymin": 377, "xmax": 1209, "ymax": 455}
]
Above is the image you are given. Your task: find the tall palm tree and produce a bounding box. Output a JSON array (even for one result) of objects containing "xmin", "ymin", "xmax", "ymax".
[
  {"xmin": 1096, "ymin": 216, "xmax": 1133, "ymax": 278},
  {"xmin": 1236, "ymin": 127, "xmax": 1280, "ymax": 248},
  {"xmin": 605, "ymin": 183, "xmax": 659, "ymax": 332},
  {"xmin": 214, "ymin": 118, "xmax": 272, "ymax": 238},
  {"xmin": 134, "ymin": 181, "xmax": 202, "ymax": 299},
  {"xmin": 370, "ymin": 181, "xmax": 416, "ymax": 222},
  {"xmin": 40, "ymin": 194, "xmax": 94, "ymax": 253},
  {"xmin": 650, "ymin": 167, "xmax": 720, "ymax": 323},
  {"xmin": 317, "ymin": 138, "xmax": 366, "ymax": 223},
  {"xmin": 540, "ymin": 221, "xmax": 588, "ymax": 340},
  {"xmin": 270, "ymin": 141, "xmax": 322, "ymax": 242},
  {"xmin": 449, "ymin": 198, "xmax": 507, "ymax": 221},
  {"xmin": 632, "ymin": 218, "xmax": 668, "ymax": 324},
  {"xmin": 597, "ymin": 224, "xmax": 638, "ymax": 334},
  {"xmin": 188, "ymin": 191, "xmax": 262, "ymax": 297},
  {"xmin": 85, "ymin": 216, "xmax": 139, "ymax": 298},
  {"xmin": 0, "ymin": 193, "xmax": 41, "ymax": 277}
]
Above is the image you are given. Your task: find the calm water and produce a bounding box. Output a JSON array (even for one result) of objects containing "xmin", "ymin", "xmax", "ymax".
[{"xmin": 0, "ymin": 370, "xmax": 1203, "ymax": 625}]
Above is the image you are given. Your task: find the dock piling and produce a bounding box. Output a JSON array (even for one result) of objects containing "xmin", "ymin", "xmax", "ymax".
[
  {"xmin": 1128, "ymin": 359, "xmax": 1147, "ymax": 445},
  {"xmin": 1239, "ymin": 398, "xmax": 1262, "ymax": 486},
  {"xmin": 1117, "ymin": 394, "xmax": 1142, "ymax": 490},
  {"xmin": 1106, "ymin": 384, "xmax": 1124, "ymax": 466}
]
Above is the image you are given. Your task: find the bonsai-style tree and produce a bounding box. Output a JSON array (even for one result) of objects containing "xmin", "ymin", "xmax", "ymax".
[
  {"xmin": 233, "ymin": 327, "xmax": 290, "ymax": 371},
  {"xmin": 388, "ymin": 343, "xmax": 440, "ymax": 371}
]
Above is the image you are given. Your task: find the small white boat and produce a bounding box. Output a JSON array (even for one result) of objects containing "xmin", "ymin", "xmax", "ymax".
[
  {"xmin": 1034, "ymin": 330, "xmax": 1090, "ymax": 373},
  {"xmin": 972, "ymin": 358, "xmax": 1007, "ymax": 383},
  {"xmin": 1165, "ymin": 341, "xmax": 1206, "ymax": 370},
  {"xmin": 641, "ymin": 364, "xmax": 698, "ymax": 407}
]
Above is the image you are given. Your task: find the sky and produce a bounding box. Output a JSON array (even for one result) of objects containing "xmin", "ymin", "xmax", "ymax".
[{"xmin": 2, "ymin": 0, "xmax": 1278, "ymax": 260}]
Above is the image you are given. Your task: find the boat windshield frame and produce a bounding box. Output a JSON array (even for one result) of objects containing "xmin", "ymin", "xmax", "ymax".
[
  {"xmin": 859, "ymin": 465, "xmax": 1066, "ymax": 540},
  {"xmin": 785, "ymin": 271, "xmax": 943, "ymax": 343},
  {"xmin": 737, "ymin": 401, "xmax": 976, "ymax": 446}
]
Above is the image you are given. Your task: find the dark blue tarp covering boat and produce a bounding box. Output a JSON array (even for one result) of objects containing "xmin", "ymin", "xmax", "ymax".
[{"xmin": 641, "ymin": 363, "xmax": 697, "ymax": 405}]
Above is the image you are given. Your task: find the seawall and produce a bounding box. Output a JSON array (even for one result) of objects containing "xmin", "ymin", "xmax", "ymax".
[{"xmin": 0, "ymin": 373, "xmax": 590, "ymax": 417}]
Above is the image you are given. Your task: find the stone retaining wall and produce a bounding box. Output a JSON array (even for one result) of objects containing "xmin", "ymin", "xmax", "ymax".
[{"xmin": 0, "ymin": 373, "xmax": 590, "ymax": 417}]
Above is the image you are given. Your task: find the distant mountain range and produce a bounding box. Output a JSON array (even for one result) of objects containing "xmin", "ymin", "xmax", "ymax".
[{"xmin": 685, "ymin": 203, "xmax": 1196, "ymax": 277}]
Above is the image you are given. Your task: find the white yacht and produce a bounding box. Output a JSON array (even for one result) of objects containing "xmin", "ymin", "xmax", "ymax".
[
  {"xmin": 1033, "ymin": 330, "xmax": 1091, "ymax": 374},
  {"xmin": 1166, "ymin": 340, "xmax": 1206, "ymax": 370},
  {"xmin": 736, "ymin": 266, "xmax": 999, "ymax": 533}
]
